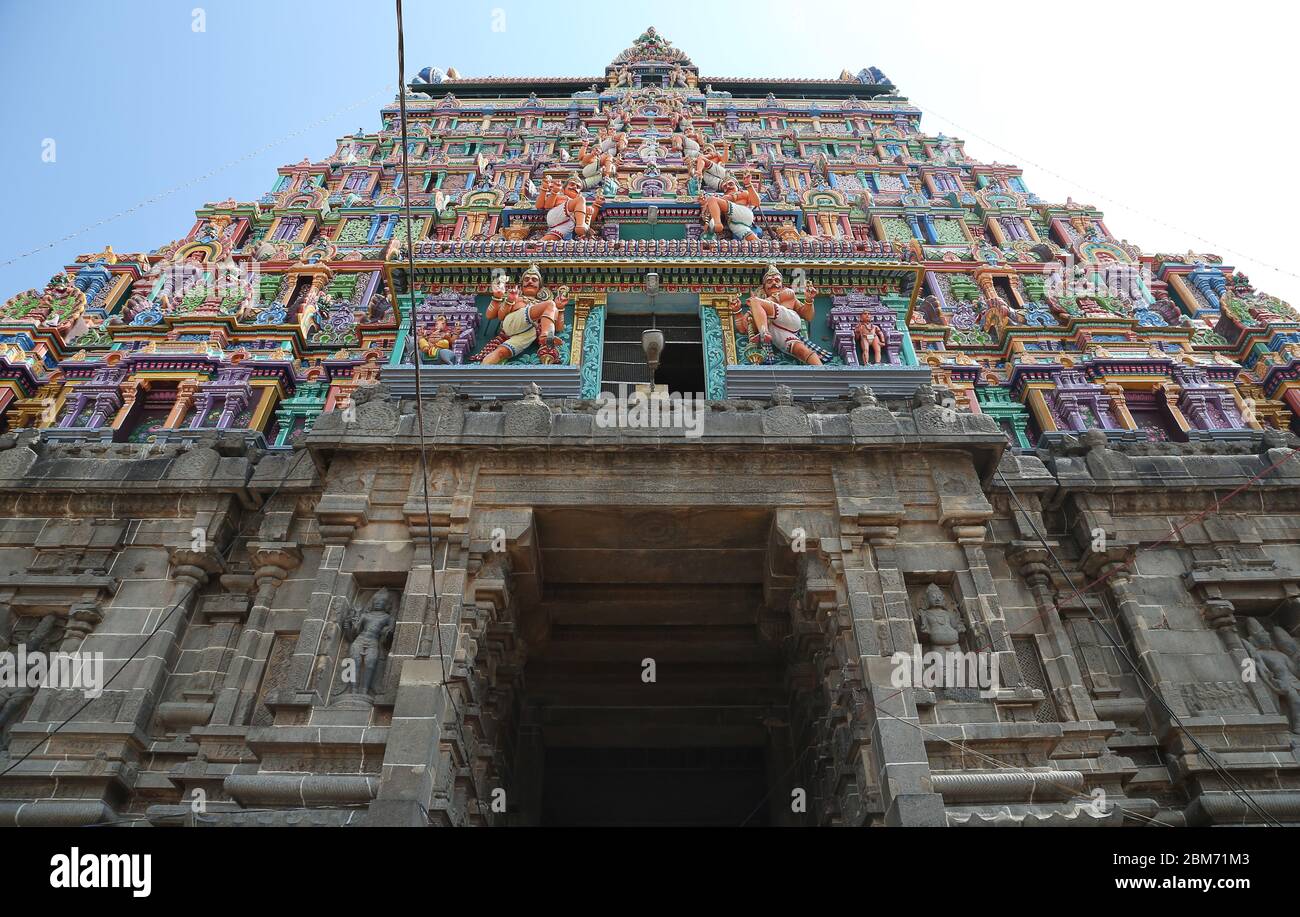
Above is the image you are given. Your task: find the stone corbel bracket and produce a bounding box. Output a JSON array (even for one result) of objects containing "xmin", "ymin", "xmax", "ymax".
[
  {"xmin": 168, "ymin": 547, "xmax": 226, "ymax": 588},
  {"xmin": 315, "ymin": 492, "xmax": 370, "ymax": 543},
  {"xmin": 469, "ymin": 511, "xmax": 541, "ymax": 643},
  {"xmin": 248, "ymin": 541, "xmax": 304, "ymax": 588}
]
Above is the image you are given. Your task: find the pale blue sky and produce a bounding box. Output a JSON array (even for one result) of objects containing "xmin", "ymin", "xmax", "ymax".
[{"xmin": 2, "ymin": 0, "xmax": 1296, "ymax": 303}]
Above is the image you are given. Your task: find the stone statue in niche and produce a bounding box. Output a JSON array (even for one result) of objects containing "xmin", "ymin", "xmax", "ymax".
[
  {"xmin": 0, "ymin": 615, "xmax": 60, "ymax": 749},
  {"xmin": 1244, "ymin": 618, "xmax": 1300, "ymax": 746},
  {"xmin": 417, "ymin": 314, "xmax": 463, "ymax": 364},
  {"xmin": 341, "ymin": 588, "xmax": 397, "ymax": 698},
  {"xmin": 916, "ymin": 584, "xmax": 965, "ymax": 648}
]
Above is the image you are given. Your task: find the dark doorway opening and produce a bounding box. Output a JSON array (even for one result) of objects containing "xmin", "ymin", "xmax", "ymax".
[
  {"xmin": 540, "ymin": 746, "xmax": 769, "ymax": 826},
  {"xmin": 992, "ymin": 275, "xmax": 1018, "ymax": 307},
  {"xmin": 509, "ymin": 507, "xmax": 797, "ymax": 826}
]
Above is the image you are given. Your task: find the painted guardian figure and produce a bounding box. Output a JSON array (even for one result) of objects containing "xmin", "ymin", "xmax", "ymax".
[
  {"xmin": 480, "ymin": 264, "xmax": 568, "ymax": 365},
  {"xmin": 732, "ymin": 265, "xmax": 831, "ymax": 365}
]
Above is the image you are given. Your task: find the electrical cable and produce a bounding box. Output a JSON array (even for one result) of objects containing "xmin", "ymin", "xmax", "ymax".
[
  {"xmin": 0, "ymin": 89, "xmax": 391, "ymax": 270},
  {"xmin": 0, "ymin": 446, "xmax": 311, "ymax": 780},
  {"xmin": 394, "ymin": 0, "xmax": 491, "ymax": 826},
  {"xmin": 996, "ymin": 466, "xmax": 1287, "ymax": 827}
]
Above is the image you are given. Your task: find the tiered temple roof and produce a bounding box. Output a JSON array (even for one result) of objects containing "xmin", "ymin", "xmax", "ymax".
[{"xmin": 2, "ymin": 28, "xmax": 1296, "ymax": 449}]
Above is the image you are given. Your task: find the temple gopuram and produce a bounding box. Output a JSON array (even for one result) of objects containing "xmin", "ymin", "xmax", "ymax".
[{"xmin": 2, "ymin": 28, "xmax": 1299, "ymax": 827}]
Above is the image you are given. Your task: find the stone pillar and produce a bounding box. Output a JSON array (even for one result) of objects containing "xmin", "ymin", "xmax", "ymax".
[
  {"xmin": 1157, "ymin": 383, "xmax": 1193, "ymax": 436},
  {"xmin": 365, "ymin": 462, "xmax": 517, "ymax": 827},
  {"xmin": 88, "ymin": 392, "xmax": 121, "ymax": 430},
  {"xmin": 814, "ymin": 464, "xmax": 947, "ymax": 826},
  {"xmin": 102, "ymin": 545, "xmax": 224, "ymax": 735},
  {"xmin": 948, "ymin": 520, "xmax": 1022, "ymax": 686},
  {"xmin": 1007, "ymin": 543, "xmax": 1098, "ymax": 722},
  {"xmin": 206, "ymin": 540, "xmax": 302, "ymax": 726},
  {"xmin": 58, "ymin": 393, "xmax": 89, "ymax": 428},
  {"xmin": 163, "ymin": 381, "xmax": 200, "ymax": 429},
  {"xmin": 1104, "ymin": 383, "xmax": 1137, "ymax": 430},
  {"xmin": 188, "ymin": 395, "xmax": 215, "ymax": 430},
  {"xmin": 864, "ymin": 525, "xmax": 914, "ymax": 655},
  {"xmin": 1089, "ymin": 558, "xmax": 1183, "ymax": 712},
  {"xmin": 281, "ymin": 490, "xmax": 369, "ymax": 705},
  {"xmin": 863, "ymin": 655, "xmax": 946, "ymax": 826}
]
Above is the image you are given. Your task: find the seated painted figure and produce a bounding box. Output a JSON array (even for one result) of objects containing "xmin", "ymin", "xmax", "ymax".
[
  {"xmin": 476, "ymin": 264, "xmax": 568, "ymax": 365},
  {"xmin": 535, "ymin": 175, "xmax": 601, "ymax": 241},
  {"xmin": 417, "ymin": 314, "xmax": 462, "ymax": 364},
  {"xmin": 732, "ymin": 264, "xmax": 831, "ymax": 366},
  {"xmin": 699, "ymin": 175, "xmax": 762, "ymax": 241}
]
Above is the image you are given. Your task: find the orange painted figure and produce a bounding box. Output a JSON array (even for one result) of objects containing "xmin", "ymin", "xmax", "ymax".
[
  {"xmin": 536, "ymin": 175, "xmax": 601, "ymax": 241},
  {"xmin": 699, "ymin": 175, "xmax": 761, "ymax": 241},
  {"xmin": 482, "ymin": 264, "xmax": 568, "ymax": 365},
  {"xmin": 855, "ymin": 313, "xmax": 886, "ymax": 364},
  {"xmin": 732, "ymin": 264, "xmax": 827, "ymax": 366}
]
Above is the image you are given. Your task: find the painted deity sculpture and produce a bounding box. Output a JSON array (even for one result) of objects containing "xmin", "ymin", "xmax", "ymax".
[
  {"xmin": 692, "ymin": 140, "xmax": 734, "ymax": 191},
  {"xmin": 732, "ymin": 265, "xmax": 829, "ymax": 365},
  {"xmin": 605, "ymin": 101, "xmax": 629, "ymax": 131},
  {"xmin": 855, "ymin": 312, "xmax": 886, "ymax": 364},
  {"xmin": 342, "ymin": 587, "xmax": 396, "ymax": 697},
  {"xmin": 577, "ymin": 127, "xmax": 625, "ymax": 194},
  {"xmin": 479, "ymin": 264, "xmax": 568, "ymax": 365},
  {"xmin": 417, "ymin": 314, "xmax": 462, "ymax": 364},
  {"xmin": 535, "ymin": 175, "xmax": 601, "ymax": 241},
  {"xmin": 672, "ymin": 123, "xmax": 705, "ymax": 160},
  {"xmin": 699, "ymin": 175, "xmax": 762, "ymax": 241}
]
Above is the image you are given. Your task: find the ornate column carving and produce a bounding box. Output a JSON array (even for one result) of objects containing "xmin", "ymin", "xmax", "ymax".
[
  {"xmin": 367, "ymin": 502, "xmax": 528, "ymax": 828},
  {"xmin": 1006, "ymin": 542, "xmax": 1098, "ymax": 722},
  {"xmin": 206, "ymin": 539, "xmax": 302, "ymax": 727},
  {"xmin": 281, "ymin": 460, "xmax": 374, "ymax": 707}
]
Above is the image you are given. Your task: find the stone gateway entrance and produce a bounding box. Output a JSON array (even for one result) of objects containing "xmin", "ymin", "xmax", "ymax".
[
  {"xmin": 3, "ymin": 25, "xmax": 1300, "ymax": 829},
  {"xmin": 517, "ymin": 507, "xmax": 790, "ymax": 826},
  {"xmin": 5, "ymin": 385, "xmax": 1298, "ymax": 827}
]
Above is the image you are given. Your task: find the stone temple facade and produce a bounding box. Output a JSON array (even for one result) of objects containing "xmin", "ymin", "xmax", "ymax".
[{"xmin": 1, "ymin": 30, "xmax": 1299, "ymax": 826}]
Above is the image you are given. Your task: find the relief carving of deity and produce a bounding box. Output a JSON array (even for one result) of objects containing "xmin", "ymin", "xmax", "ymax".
[
  {"xmin": 916, "ymin": 584, "xmax": 965, "ymax": 648},
  {"xmin": 341, "ymin": 588, "xmax": 397, "ymax": 698}
]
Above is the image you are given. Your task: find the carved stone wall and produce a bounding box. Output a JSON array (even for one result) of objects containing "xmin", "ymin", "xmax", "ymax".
[{"xmin": 0, "ymin": 393, "xmax": 1298, "ymax": 826}]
